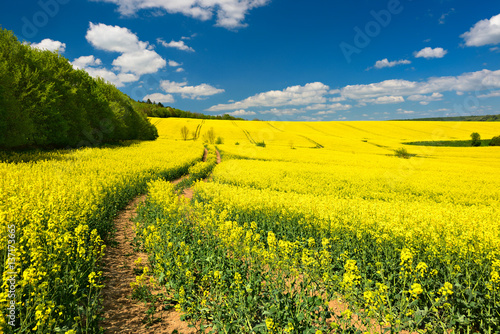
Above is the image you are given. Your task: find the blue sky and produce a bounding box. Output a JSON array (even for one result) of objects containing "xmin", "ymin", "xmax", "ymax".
[{"xmin": 2, "ymin": 0, "xmax": 500, "ymax": 121}]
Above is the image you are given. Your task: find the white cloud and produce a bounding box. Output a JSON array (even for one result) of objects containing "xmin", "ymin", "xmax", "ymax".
[
  {"xmin": 461, "ymin": 13, "xmax": 500, "ymax": 47},
  {"xmin": 477, "ymin": 90, "xmax": 500, "ymax": 98},
  {"xmin": 86, "ymin": 22, "xmax": 145, "ymax": 53},
  {"xmin": 305, "ymin": 103, "xmax": 351, "ymax": 111},
  {"xmin": 78, "ymin": 23, "xmax": 166, "ymax": 85},
  {"xmin": 160, "ymin": 80, "xmax": 224, "ymax": 99},
  {"xmin": 31, "ymin": 39, "xmax": 66, "ymax": 53},
  {"xmin": 158, "ymin": 38, "xmax": 194, "ymax": 52},
  {"xmin": 397, "ymin": 108, "xmax": 415, "ymax": 114},
  {"xmin": 112, "ymin": 49, "xmax": 166, "ymax": 75},
  {"xmin": 414, "ymin": 47, "xmax": 447, "ymax": 59},
  {"xmin": 168, "ymin": 60, "xmax": 182, "ymax": 67},
  {"xmin": 143, "ymin": 93, "xmax": 175, "ymax": 103},
  {"xmin": 93, "ymin": 0, "xmax": 270, "ymax": 29},
  {"xmin": 259, "ymin": 108, "xmax": 306, "ymax": 116},
  {"xmin": 371, "ymin": 96, "xmax": 405, "ymax": 104},
  {"xmin": 227, "ymin": 109, "xmax": 256, "ymax": 116},
  {"xmin": 340, "ymin": 69, "xmax": 500, "ymax": 100},
  {"xmin": 72, "ymin": 55, "xmax": 102, "ymax": 69},
  {"xmin": 373, "ymin": 58, "xmax": 411, "ymax": 69},
  {"xmin": 439, "ymin": 8, "xmax": 454, "ymax": 24},
  {"xmin": 79, "ymin": 66, "xmax": 139, "ymax": 87},
  {"xmin": 207, "ymin": 82, "xmax": 330, "ymax": 111},
  {"xmin": 407, "ymin": 92, "xmax": 443, "ymax": 105}
]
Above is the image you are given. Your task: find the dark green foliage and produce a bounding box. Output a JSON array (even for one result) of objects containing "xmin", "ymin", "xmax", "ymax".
[
  {"xmin": 215, "ymin": 136, "xmax": 224, "ymax": 144},
  {"xmin": 470, "ymin": 132, "xmax": 481, "ymax": 146},
  {"xmin": 255, "ymin": 141, "xmax": 266, "ymax": 147},
  {"xmin": 394, "ymin": 147, "xmax": 411, "ymax": 158},
  {"xmin": 131, "ymin": 99, "xmax": 244, "ymax": 121},
  {"xmin": 405, "ymin": 139, "xmax": 492, "ymax": 147},
  {"xmin": 489, "ymin": 135, "xmax": 500, "ymax": 146},
  {"xmin": 397, "ymin": 114, "xmax": 500, "ymax": 122},
  {"xmin": 0, "ymin": 27, "xmax": 157, "ymax": 149}
]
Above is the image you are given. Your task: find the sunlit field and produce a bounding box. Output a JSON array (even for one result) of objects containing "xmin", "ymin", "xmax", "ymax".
[
  {"xmin": 1, "ymin": 118, "xmax": 499, "ymax": 333},
  {"xmin": 137, "ymin": 118, "xmax": 500, "ymax": 333}
]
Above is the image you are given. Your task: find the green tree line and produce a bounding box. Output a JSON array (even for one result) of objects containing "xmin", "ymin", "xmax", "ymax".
[
  {"xmin": 0, "ymin": 27, "xmax": 158, "ymax": 149},
  {"xmin": 132, "ymin": 99, "xmax": 244, "ymax": 121}
]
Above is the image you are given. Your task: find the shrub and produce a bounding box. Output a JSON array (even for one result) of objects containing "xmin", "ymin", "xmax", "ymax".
[
  {"xmin": 489, "ymin": 135, "xmax": 500, "ymax": 146},
  {"xmin": 202, "ymin": 127, "xmax": 216, "ymax": 144},
  {"xmin": 256, "ymin": 141, "xmax": 266, "ymax": 147},
  {"xmin": 215, "ymin": 136, "xmax": 224, "ymax": 144},
  {"xmin": 470, "ymin": 132, "xmax": 481, "ymax": 146},
  {"xmin": 394, "ymin": 147, "xmax": 411, "ymax": 159},
  {"xmin": 235, "ymin": 142, "xmax": 240, "ymax": 145},
  {"xmin": 180, "ymin": 126, "xmax": 189, "ymax": 141}
]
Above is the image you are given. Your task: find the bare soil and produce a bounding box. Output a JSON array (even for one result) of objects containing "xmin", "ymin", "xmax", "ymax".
[
  {"xmin": 100, "ymin": 148, "xmax": 215, "ymax": 333},
  {"xmin": 100, "ymin": 195, "xmax": 196, "ymax": 333}
]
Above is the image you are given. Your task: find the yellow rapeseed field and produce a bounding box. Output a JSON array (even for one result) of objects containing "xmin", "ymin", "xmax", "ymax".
[
  {"xmin": 2, "ymin": 117, "xmax": 499, "ymax": 333},
  {"xmin": 137, "ymin": 118, "xmax": 500, "ymax": 333}
]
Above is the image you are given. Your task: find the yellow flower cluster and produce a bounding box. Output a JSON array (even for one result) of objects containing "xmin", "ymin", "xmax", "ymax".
[{"xmin": 0, "ymin": 139, "xmax": 203, "ymax": 332}]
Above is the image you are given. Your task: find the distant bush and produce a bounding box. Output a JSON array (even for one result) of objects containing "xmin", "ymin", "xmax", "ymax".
[
  {"xmin": 394, "ymin": 147, "xmax": 411, "ymax": 159},
  {"xmin": 489, "ymin": 135, "xmax": 500, "ymax": 146},
  {"xmin": 215, "ymin": 136, "xmax": 224, "ymax": 144},
  {"xmin": 235, "ymin": 142, "xmax": 240, "ymax": 145},
  {"xmin": 470, "ymin": 132, "xmax": 481, "ymax": 146},
  {"xmin": 180, "ymin": 126, "xmax": 189, "ymax": 141},
  {"xmin": 256, "ymin": 141, "xmax": 266, "ymax": 147},
  {"xmin": 203, "ymin": 127, "xmax": 216, "ymax": 144}
]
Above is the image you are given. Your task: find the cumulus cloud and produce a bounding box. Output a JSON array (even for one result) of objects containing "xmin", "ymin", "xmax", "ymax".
[
  {"xmin": 168, "ymin": 60, "xmax": 182, "ymax": 67},
  {"xmin": 31, "ymin": 39, "xmax": 66, "ymax": 53},
  {"xmin": 94, "ymin": 0, "xmax": 270, "ymax": 29},
  {"xmin": 461, "ymin": 13, "xmax": 500, "ymax": 47},
  {"xmin": 477, "ymin": 90, "xmax": 500, "ymax": 98},
  {"xmin": 72, "ymin": 55, "xmax": 102, "ymax": 68},
  {"xmin": 397, "ymin": 108, "xmax": 415, "ymax": 114},
  {"xmin": 112, "ymin": 49, "xmax": 167, "ymax": 75},
  {"xmin": 158, "ymin": 38, "xmax": 194, "ymax": 52},
  {"xmin": 340, "ymin": 69, "xmax": 500, "ymax": 100},
  {"xmin": 86, "ymin": 23, "xmax": 145, "ymax": 53},
  {"xmin": 373, "ymin": 58, "xmax": 411, "ymax": 69},
  {"xmin": 372, "ymin": 96, "xmax": 405, "ymax": 104},
  {"xmin": 305, "ymin": 103, "xmax": 351, "ymax": 111},
  {"xmin": 143, "ymin": 93, "xmax": 175, "ymax": 103},
  {"xmin": 407, "ymin": 92, "xmax": 443, "ymax": 105},
  {"xmin": 77, "ymin": 23, "xmax": 166, "ymax": 86},
  {"xmin": 160, "ymin": 80, "xmax": 224, "ymax": 99},
  {"xmin": 175, "ymin": 68, "xmax": 185, "ymax": 72},
  {"xmin": 414, "ymin": 47, "xmax": 447, "ymax": 59},
  {"xmin": 207, "ymin": 82, "xmax": 330, "ymax": 111},
  {"xmin": 227, "ymin": 109, "xmax": 256, "ymax": 116}
]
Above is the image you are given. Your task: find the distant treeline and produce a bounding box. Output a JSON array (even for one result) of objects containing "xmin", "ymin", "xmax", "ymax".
[
  {"xmin": 399, "ymin": 114, "xmax": 500, "ymax": 122},
  {"xmin": 133, "ymin": 99, "xmax": 245, "ymax": 121},
  {"xmin": 0, "ymin": 28, "xmax": 158, "ymax": 149}
]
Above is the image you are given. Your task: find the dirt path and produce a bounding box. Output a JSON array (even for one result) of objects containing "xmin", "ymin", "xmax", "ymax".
[
  {"xmin": 100, "ymin": 148, "xmax": 217, "ymax": 333},
  {"xmin": 100, "ymin": 193, "xmax": 196, "ymax": 333}
]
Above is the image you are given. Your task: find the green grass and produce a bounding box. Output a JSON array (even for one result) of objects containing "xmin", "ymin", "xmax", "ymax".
[{"xmin": 404, "ymin": 139, "xmax": 493, "ymax": 147}]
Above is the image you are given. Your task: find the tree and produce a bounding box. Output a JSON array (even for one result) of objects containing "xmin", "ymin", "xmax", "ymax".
[
  {"xmin": 490, "ymin": 135, "xmax": 500, "ymax": 146},
  {"xmin": 470, "ymin": 132, "xmax": 481, "ymax": 146},
  {"xmin": 203, "ymin": 127, "xmax": 216, "ymax": 144},
  {"xmin": 180, "ymin": 125, "xmax": 189, "ymax": 141}
]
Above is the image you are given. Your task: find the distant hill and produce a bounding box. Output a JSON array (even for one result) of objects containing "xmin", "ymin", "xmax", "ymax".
[
  {"xmin": 131, "ymin": 99, "xmax": 244, "ymax": 121},
  {"xmin": 398, "ymin": 114, "xmax": 500, "ymax": 122}
]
